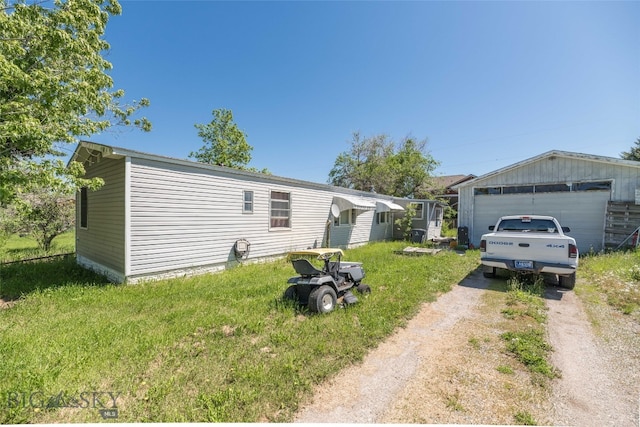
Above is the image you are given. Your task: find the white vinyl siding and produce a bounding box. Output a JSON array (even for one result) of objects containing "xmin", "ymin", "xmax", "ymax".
[
  {"xmin": 127, "ymin": 158, "xmax": 380, "ymax": 277},
  {"xmin": 72, "ymin": 142, "xmax": 443, "ymax": 282},
  {"xmin": 329, "ymin": 209, "xmax": 375, "ymax": 248}
]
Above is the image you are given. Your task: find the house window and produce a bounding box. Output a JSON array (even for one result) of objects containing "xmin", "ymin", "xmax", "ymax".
[
  {"xmin": 341, "ymin": 210, "xmax": 351, "ymax": 225},
  {"xmin": 412, "ymin": 202, "xmax": 424, "ymax": 220},
  {"xmin": 270, "ymin": 191, "xmax": 290, "ymax": 228},
  {"xmin": 376, "ymin": 212, "xmax": 390, "ymax": 224},
  {"xmin": 80, "ymin": 187, "xmax": 88, "ymax": 229},
  {"xmin": 243, "ymin": 190, "xmax": 253, "ymax": 213},
  {"xmin": 334, "ymin": 209, "xmax": 355, "ymax": 226}
]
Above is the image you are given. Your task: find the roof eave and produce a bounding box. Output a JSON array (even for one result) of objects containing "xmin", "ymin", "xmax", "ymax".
[{"xmin": 453, "ymin": 150, "xmax": 640, "ymax": 189}]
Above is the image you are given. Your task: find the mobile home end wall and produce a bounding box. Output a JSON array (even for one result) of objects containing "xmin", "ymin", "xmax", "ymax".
[{"xmin": 76, "ymin": 157, "xmax": 126, "ymax": 282}]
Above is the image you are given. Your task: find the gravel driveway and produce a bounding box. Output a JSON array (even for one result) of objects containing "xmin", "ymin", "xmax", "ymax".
[
  {"xmin": 546, "ymin": 287, "xmax": 640, "ymax": 426},
  {"xmin": 294, "ymin": 269, "xmax": 640, "ymax": 425}
]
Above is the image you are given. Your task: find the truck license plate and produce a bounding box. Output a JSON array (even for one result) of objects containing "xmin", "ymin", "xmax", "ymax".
[{"xmin": 515, "ymin": 260, "xmax": 533, "ymax": 269}]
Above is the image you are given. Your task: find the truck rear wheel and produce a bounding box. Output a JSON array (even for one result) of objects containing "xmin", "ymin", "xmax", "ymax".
[
  {"xmin": 483, "ymin": 266, "xmax": 496, "ymax": 278},
  {"xmin": 559, "ymin": 273, "xmax": 576, "ymax": 290},
  {"xmin": 308, "ymin": 285, "xmax": 337, "ymax": 313}
]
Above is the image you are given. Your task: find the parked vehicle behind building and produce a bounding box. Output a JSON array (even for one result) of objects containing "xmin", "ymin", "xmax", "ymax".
[{"xmin": 480, "ymin": 215, "xmax": 578, "ymax": 289}]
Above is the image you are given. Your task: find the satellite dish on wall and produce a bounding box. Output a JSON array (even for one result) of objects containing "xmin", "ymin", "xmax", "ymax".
[{"xmin": 330, "ymin": 204, "xmax": 341, "ymax": 217}]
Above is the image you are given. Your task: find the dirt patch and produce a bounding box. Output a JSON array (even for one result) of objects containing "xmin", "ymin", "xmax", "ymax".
[
  {"xmin": 294, "ymin": 270, "xmax": 640, "ymax": 425},
  {"xmin": 0, "ymin": 297, "xmax": 17, "ymax": 309}
]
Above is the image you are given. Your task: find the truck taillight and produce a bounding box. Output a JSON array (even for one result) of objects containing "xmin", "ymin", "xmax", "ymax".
[
  {"xmin": 480, "ymin": 239, "xmax": 486, "ymax": 252},
  {"xmin": 568, "ymin": 243, "xmax": 578, "ymax": 258}
]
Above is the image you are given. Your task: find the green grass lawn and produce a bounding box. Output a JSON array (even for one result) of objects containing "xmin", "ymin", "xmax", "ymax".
[
  {"xmin": 0, "ymin": 241, "xmax": 480, "ymax": 423},
  {"xmin": 0, "ymin": 231, "xmax": 75, "ymax": 263},
  {"xmin": 578, "ymin": 251, "xmax": 640, "ymax": 319}
]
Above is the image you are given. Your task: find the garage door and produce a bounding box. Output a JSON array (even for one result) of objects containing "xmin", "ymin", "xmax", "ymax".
[{"xmin": 473, "ymin": 190, "xmax": 610, "ymax": 253}]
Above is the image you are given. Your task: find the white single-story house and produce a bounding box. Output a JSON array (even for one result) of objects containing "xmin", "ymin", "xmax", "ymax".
[
  {"xmin": 69, "ymin": 141, "xmax": 445, "ymax": 283},
  {"xmin": 454, "ymin": 150, "xmax": 640, "ymax": 253}
]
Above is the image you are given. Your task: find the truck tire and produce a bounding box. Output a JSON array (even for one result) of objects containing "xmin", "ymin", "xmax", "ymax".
[
  {"xmin": 308, "ymin": 285, "xmax": 337, "ymax": 313},
  {"xmin": 483, "ymin": 266, "xmax": 496, "ymax": 278},
  {"xmin": 559, "ymin": 273, "xmax": 576, "ymax": 290}
]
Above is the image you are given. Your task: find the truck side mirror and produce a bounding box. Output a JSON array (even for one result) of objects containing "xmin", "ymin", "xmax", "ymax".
[
  {"xmin": 562, "ymin": 226, "xmax": 571, "ymax": 233},
  {"xmin": 488, "ymin": 225, "xmax": 495, "ymax": 231}
]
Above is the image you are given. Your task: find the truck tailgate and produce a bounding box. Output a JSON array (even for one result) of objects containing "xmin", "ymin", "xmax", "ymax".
[{"xmin": 483, "ymin": 232, "xmax": 572, "ymax": 264}]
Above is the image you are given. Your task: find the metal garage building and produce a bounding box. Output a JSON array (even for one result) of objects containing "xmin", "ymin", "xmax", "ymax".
[{"xmin": 454, "ymin": 151, "xmax": 640, "ymax": 253}]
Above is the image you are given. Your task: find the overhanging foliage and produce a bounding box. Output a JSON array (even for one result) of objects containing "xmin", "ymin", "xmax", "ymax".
[{"xmin": 0, "ymin": 0, "xmax": 150, "ymax": 203}]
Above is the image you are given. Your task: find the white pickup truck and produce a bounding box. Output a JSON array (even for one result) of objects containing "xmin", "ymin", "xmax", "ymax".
[{"xmin": 479, "ymin": 215, "xmax": 578, "ymax": 289}]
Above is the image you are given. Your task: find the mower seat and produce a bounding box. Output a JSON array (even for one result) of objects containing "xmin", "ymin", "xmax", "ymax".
[{"xmin": 292, "ymin": 259, "xmax": 324, "ymax": 277}]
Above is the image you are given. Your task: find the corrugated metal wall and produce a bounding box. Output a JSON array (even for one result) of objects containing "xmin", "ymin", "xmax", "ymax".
[{"xmin": 457, "ymin": 154, "xmax": 640, "ymax": 250}]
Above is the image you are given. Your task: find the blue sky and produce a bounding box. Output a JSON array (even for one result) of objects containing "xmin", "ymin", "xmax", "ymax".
[{"xmin": 85, "ymin": 0, "xmax": 639, "ymax": 185}]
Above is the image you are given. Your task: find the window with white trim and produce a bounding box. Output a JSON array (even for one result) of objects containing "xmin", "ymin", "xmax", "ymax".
[
  {"xmin": 243, "ymin": 190, "xmax": 253, "ymax": 213},
  {"xmin": 412, "ymin": 202, "xmax": 424, "ymax": 220},
  {"xmin": 376, "ymin": 211, "xmax": 390, "ymax": 224},
  {"xmin": 334, "ymin": 209, "xmax": 355, "ymax": 226},
  {"xmin": 270, "ymin": 191, "xmax": 290, "ymax": 228}
]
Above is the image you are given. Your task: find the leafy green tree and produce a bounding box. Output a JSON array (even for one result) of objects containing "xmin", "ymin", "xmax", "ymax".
[
  {"xmin": 190, "ymin": 109, "xmax": 255, "ymax": 170},
  {"xmin": 328, "ymin": 132, "xmax": 438, "ymax": 197},
  {"xmin": 390, "ymin": 137, "xmax": 438, "ymax": 198},
  {"xmin": 328, "ymin": 132, "xmax": 394, "ymax": 193},
  {"xmin": 3, "ymin": 189, "xmax": 75, "ymax": 251},
  {"xmin": 621, "ymin": 137, "xmax": 640, "ymax": 161},
  {"xmin": 0, "ymin": 208, "xmax": 11, "ymax": 248},
  {"xmin": 0, "ymin": 0, "xmax": 151, "ymax": 204}
]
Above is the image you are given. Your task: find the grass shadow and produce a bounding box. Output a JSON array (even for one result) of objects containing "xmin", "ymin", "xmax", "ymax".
[
  {"xmin": 456, "ymin": 266, "xmax": 492, "ymax": 291},
  {"xmin": 0, "ymin": 256, "xmax": 111, "ymax": 300}
]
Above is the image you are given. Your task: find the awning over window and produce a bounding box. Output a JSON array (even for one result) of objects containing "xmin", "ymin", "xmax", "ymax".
[
  {"xmin": 332, "ymin": 195, "xmax": 377, "ymax": 211},
  {"xmin": 376, "ymin": 200, "xmax": 405, "ymax": 212}
]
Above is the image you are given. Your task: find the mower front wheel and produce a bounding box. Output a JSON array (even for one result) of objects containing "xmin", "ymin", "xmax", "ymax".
[
  {"xmin": 308, "ymin": 285, "xmax": 337, "ymax": 313},
  {"xmin": 356, "ymin": 283, "xmax": 371, "ymax": 294}
]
